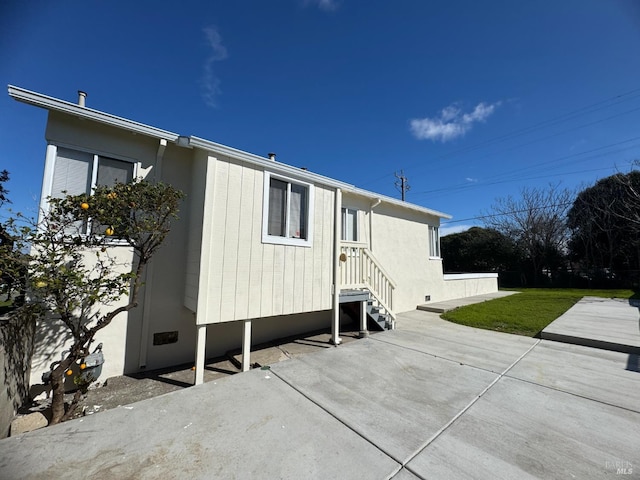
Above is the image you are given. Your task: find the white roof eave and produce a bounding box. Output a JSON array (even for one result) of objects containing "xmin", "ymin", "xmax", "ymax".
[
  {"xmin": 8, "ymin": 84, "xmax": 452, "ymax": 220},
  {"xmin": 8, "ymin": 85, "xmax": 179, "ymax": 141}
]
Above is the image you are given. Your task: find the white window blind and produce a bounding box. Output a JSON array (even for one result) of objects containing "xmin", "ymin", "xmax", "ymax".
[{"xmin": 51, "ymin": 147, "xmax": 92, "ymax": 198}]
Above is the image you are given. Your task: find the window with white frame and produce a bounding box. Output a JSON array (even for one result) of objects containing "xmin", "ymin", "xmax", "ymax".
[
  {"xmin": 341, "ymin": 207, "xmax": 358, "ymax": 242},
  {"xmin": 262, "ymin": 172, "xmax": 314, "ymax": 247},
  {"xmin": 429, "ymin": 225, "xmax": 440, "ymax": 258},
  {"xmin": 50, "ymin": 146, "xmax": 135, "ymax": 233}
]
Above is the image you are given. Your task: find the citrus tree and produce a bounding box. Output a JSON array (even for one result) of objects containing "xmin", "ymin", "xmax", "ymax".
[{"xmin": 3, "ymin": 180, "xmax": 184, "ymax": 424}]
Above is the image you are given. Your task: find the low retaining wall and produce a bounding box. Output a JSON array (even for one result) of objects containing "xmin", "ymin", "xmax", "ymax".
[
  {"xmin": 1, "ymin": 313, "xmax": 35, "ymax": 438},
  {"xmin": 441, "ymin": 273, "xmax": 499, "ymax": 301}
]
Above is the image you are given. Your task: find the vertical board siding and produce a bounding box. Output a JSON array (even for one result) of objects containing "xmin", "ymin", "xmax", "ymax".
[
  {"xmin": 201, "ymin": 157, "xmax": 334, "ymax": 324},
  {"xmin": 248, "ymin": 170, "xmax": 265, "ymax": 319},
  {"xmin": 312, "ymin": 191, "xmax": 326, "ymax": 311},
  {"xmin": 320, "ymin": 187, "xmax": 334, "ymax": 304},
  {"xmin": 183, "ymin": 154, "xmax": 208, "ymax": 311},
  {"xmin": 260, "ymin": 244, "xmax": 275, "ymax": 316},
  {"xmin": 272, "ymin": 245, "xmax": 285, "ymax": 315},
  {"xmin": 303, "ymin": 238, "xmax": 314, "ymax": 312},
  {"xmin": 235, "ymin": 166, "xmax": 257, "ymax": 320},
  {"xmin": 282, "ymin": 247, "xmax": 296, "ymax": 315},
  {"xmin": 208, "ymin": 160, "xmax": 228, "ymax": 320},
  {"xmin": 219, "ymin": 162, "xmax": 243, "ymax": 320}
]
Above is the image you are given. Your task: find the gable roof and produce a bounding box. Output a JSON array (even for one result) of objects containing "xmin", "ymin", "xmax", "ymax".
[{"xmin": 8, "ymin": 85, "xmax": 451, "ymax": 219}]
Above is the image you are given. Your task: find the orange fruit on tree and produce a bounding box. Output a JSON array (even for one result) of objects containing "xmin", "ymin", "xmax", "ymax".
[
  {"xmin": 80, "ymin": 363, "xmax": 87, "ymax": 370},
  {"xmin": 65, "ymin": 369, "xmax": 73, "ymax": 376},
  {"xmin": 105, "ymin": 227, "xmax": 114, "ymax": 236},
  {"xmin": 80, "ymin": 202, "xmax": 89, "ymax": 210}
]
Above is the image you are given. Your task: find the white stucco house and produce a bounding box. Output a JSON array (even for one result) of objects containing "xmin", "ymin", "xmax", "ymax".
[{"xmin": 8, "ymin": 85, "xmax": 498, "ymax": 387}]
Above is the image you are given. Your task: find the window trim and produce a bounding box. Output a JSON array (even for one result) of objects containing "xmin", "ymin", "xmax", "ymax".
[
  {"xmin": 43, "ymin": 144, "xmax": 138, "ymax": 239},
  {"xmin": 262, "ymin": 171, "xmax": 314, "ymax": 247},
  {"xmin": 429, "ymin": 225, "xmax": 441, "ymax": 259},
  {"xmin": 46, "ymin": 144, "xmax": 139, "ymax": 196}
]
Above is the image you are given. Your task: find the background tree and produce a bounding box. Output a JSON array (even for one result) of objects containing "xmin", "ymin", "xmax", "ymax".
[
  {"xmin": 2, "ymin": 180, "xmax": 184, "ymax": 424},
  {"xmin": 607, "ymin": 166, "xmax": 640, "ymax": 231},
  {"xmin": 441, "ymin": 227, "xmax": 519, "ymax": 273},
  {"xmin": 483, "ymin": 184, "xmax": 574, "ymax": 286},
  {"xmin": 0, "ymin": 169, "xmax": 9, "ymax": 207},
  {"xmin": 0, "ymin": 170, "xmax": 26, "ymax": 306},
  {"xmin": 568, "ymin": 170, "xmax": 640, "ymax": 287}
]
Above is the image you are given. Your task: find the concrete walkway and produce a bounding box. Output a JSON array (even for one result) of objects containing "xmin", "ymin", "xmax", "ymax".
[
  {"xmin": 1, "ymin": 298, "xmax": 639, "ymax": 479},
  {"xmin": 417, "ymin": 290, "xmax": 518, "ymax": 313},
  {"xmin": 542, "ymin": 296, "xmax": 640, "ymax": 354}
]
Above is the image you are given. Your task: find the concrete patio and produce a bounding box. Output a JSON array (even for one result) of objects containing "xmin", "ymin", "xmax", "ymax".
[
  {"xmin": 541, "ymin": 296, "xmax": 640, "ymax": 354},
  {"xmin": 1, "ymin": 296, "xmax": 639, "ymax": 479}
]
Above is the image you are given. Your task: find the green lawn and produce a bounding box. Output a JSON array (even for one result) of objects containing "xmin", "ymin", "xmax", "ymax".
[{"xmin": 441, "ymin": 288, "xmax": 638, "ymax": 337}]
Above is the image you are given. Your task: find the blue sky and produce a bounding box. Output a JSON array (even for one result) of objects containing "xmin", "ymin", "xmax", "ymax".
[{"xmin": 2, "ymin": 0, "xmax": 640, "ymax": 234}]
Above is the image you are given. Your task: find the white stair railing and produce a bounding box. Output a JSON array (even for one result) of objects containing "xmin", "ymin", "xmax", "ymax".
[{"xmin": 340, "ymin": 244, "xmax": 396, "ymax": 321}]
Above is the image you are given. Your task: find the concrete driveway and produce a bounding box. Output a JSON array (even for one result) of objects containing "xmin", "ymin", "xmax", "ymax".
[{"xmin": 1, "ymin": 297, "xmax": 639, "ymax": 479}]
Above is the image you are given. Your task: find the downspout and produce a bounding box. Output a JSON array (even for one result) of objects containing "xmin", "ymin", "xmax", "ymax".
[
  {"xmin": 369, "ymin": 198, "xmax": 382, "ymax": 252},
  {"xmin": 332, "ymin": 187, "xmax": 342, "ymax": 345},
  {"xmin": 138, "ymin": 138, "xmax": 168, "ymax": 369}
]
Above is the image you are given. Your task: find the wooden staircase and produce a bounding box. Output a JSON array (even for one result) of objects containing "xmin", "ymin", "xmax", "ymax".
[{"xmin": 339, "ymin": 244, "xmax": 396, "ymax": 330}]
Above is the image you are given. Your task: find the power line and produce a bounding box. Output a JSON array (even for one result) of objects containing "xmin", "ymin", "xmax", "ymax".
[
  {"xmin": 440, "ymin": 104, "xmax": 640, "ymax": 173},
  {"xmin": 410, "ymin": 135, "xmax": 640, "ymax": 198},
  {"xmin": 359, "ymin": 87, "xmax": 640, "ymax": 188},
  {"xmin": 442, "ymin": 201, "xmax": 575, "ymax": 225},
  {"xmin": 426, "ymin": 163, "xmax": 636, "ymax": 203}
]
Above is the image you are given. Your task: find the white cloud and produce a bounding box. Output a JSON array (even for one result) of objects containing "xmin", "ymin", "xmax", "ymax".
[
  {"xmin": 410, "ymin": 101, "xmax": 501, "ymax": 142},
  {"xmin": 201, "ymin": 26, "xmax": 228, "ymax": 108},
  {"xmin": 304, "ymin": 0, "xmax": 339, "ymax": 11},
  {"xmin": 440, "ymin": 224, "xmax": 474, "ymax": 237},
  {"xmin": 465, "ymin": 177, "xmax": 478, "ymax": 183}
]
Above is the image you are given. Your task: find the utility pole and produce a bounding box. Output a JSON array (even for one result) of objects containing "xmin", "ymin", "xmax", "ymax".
[{"xmin": 394, "ymin": 170, "xmax": 410, "ymax": 201}]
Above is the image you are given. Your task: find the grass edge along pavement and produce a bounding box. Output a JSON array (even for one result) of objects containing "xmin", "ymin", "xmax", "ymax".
[{"xmin": 441, "ymin": 288, "xmax": 638, "ymax": 337}]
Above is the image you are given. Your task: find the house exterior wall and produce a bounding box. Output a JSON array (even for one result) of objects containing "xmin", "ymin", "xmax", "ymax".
[
  {"xmin": 45, "ymin": 111, "xmax": 158, "ymax": 172},
  {"xmin": 194, "ymin": 155, "xmax": 335, "ymax": 325},
  {"xmin": 32, "ymin": 113, "xmax": 198, "ymax": 382},
  {"xmin": 138, "ymin": 143, "xmax": 196, "ymax": 372},
  {"xmin": 30, "ymin": 247, "xmax": 135, "ymax": 388},
  {"xmin": 368, "ymin": 202, "xmax": 444, "ymax": 313},
  {"xmin": 13, "ymin": 86, "xmax": 498, "ymax": 388}
]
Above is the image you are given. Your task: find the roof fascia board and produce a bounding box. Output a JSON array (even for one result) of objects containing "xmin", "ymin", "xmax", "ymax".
[
  {"xmin": 346, "ymin": 187, "xmax": 452, "ymax": 219},
  {"xmin": 8, "ymin": 85, "xmax": 178, "ymax": 141}
]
